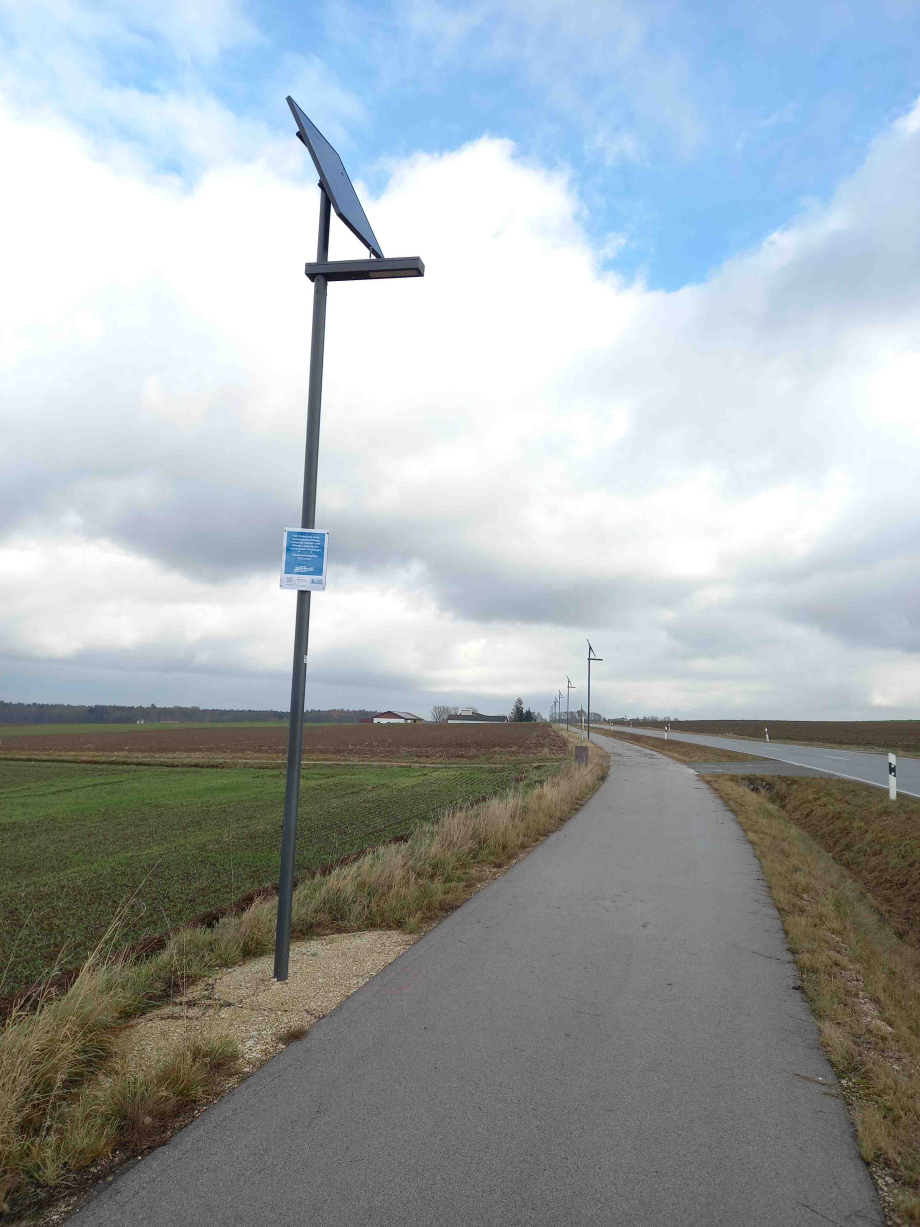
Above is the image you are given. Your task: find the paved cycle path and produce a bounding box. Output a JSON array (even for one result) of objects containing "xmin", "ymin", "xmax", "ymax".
[{"xmin": 76, "ymin": 738, "xmax": 881, "ymax": 1226}]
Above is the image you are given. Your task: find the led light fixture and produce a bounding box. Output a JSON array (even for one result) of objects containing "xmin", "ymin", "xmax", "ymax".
[{"xmin": 304, "ymin": 257, "xmax": 425, "ymax": 282}]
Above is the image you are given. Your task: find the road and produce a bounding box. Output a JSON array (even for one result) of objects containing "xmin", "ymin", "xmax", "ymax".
[
  {"xmin": 605, "ymin": 723, "xmax": 917, "ymax": 797},
  {"xmin": 75, "ymin": 738, "xmax": 880, "ymax": 1227}
]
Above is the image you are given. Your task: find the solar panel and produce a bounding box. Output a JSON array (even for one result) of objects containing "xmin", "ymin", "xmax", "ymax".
[{"xmin": 287, "ymin": 96, "xmax": 384, "ymax": 260}]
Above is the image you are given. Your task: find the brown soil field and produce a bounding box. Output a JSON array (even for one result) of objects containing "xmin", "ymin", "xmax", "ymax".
[
  {"xmin": 638, "ymin": 719, "xmax": 920, "ymax": 754},
  {"xmin": 0, "ymin": 720, "xmax": 566, "ymax": 762}
]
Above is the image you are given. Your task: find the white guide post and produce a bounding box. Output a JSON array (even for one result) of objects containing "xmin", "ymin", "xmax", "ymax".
[
  {"xmin": 889, "ymin": 753, "xmax": 897, "ymax": 801},
  {"xmin": 765, "ymin": 727, "xmax": 770, "ymax": 743}
]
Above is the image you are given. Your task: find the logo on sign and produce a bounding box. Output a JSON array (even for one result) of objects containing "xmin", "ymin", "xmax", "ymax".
[{"xmin": 280, "ymin": 528, "xmax": 329, "ymax": 592}]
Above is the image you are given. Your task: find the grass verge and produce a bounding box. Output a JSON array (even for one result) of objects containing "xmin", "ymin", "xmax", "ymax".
[
  {"xmin": 708, "ymin": 776, "xmax": 920, "ymax": 1225},
  {"xmin": 0, "ymin": 741, "xmax": 607, "ymax": 1218},
  {"xmin": 0, "ymin": 962, "xmax": 241, "ymax": 1216}
]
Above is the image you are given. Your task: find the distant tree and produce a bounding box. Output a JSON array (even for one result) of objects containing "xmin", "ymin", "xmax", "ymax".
[
  {"xmin": 511, "ymin": 697, "xmax": 525, "ymax": 722},
  {"xmin": 430, "ymin": 705, "xmax": 459, "ymax": 723},
  {"xmin": 523, "ymin": 708, "xmax": 535, "ymax": 722}
]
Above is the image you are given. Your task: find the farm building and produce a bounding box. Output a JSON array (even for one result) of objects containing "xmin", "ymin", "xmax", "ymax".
[
  {"xmin": 447, "ymin": 712, "xmax": 508, "ymax": 724},
  {"xmin": 372, "ymin": 711, "xmax": 423, "ymax": 724}
]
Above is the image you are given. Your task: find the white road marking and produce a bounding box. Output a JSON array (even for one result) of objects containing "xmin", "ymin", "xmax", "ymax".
[{"xmin": 605, "ymin": 726, "xmax": 920, "ymax": 801}]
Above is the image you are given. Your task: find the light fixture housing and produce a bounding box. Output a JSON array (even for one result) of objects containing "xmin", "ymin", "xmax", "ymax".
[{"xmin": 304, "ymin": 257, "xmax": 425, "ymax": 282}]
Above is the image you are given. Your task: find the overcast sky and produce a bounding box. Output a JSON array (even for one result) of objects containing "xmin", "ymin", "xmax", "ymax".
[{"xmin": 2, "ymin": 0, "xmax": 920, "ymax": 720}]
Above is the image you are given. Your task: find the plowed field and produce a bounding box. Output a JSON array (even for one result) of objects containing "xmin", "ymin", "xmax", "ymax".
[
  {"xmin": 1, "ymin": 721, "xmax": 565, "ymax": 763},
  {"xmin": 639, "ymin": 720, "xmax": 920, "ymax": 755}
]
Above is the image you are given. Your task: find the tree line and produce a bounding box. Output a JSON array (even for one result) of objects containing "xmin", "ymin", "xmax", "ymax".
[
  {"xmin": 430, "ymin": 701, "xmax": 543, "ymax": 723},
  {"xmin": 0, "ymin": 702, "xmax": 375, "ymax": 726}
]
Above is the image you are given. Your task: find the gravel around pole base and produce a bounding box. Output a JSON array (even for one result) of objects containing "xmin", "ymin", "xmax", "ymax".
[{"xmin": 117, "ymin": 930, "xmax": 419, "ymax": 1077}]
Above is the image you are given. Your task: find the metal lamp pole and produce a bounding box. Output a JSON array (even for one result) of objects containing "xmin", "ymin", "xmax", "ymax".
[
  {"xmin": 273, "ymin": 97, "xmax": 425, "ymax": 983},
  {"xmin": 274, "ymin": 187, "xmax": 331, "ymax": 983},
  {"xmin": 566, "ymin": 676, "xmax": 574, "ymax": 732},
  {"xmin": 586, "ymin": 640, "xmax": 602, "ymax": 744}
]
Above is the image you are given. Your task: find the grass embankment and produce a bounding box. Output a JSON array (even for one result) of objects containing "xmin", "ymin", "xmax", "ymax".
[
  {"xmin": 0, "ymin": 742, "xmax": 606, "ymax": 1218},
  {"xmin": 592, "ymin": 727, "xmax": 762, "ymax": 763},
  {"xmin": 751, "ymin": 778, "xmax": 920, "ymax": 947},
  {"xmin": 2, "ymin": 759, "xmax": 552, "ymax": 996},
  {"xmin": 709, "ymin": 775, "xmax": 920, "ymax": 1225}
]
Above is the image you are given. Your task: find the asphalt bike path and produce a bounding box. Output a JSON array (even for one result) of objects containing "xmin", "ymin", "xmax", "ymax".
[
  {"xmin": 75, "ymin": 738, "xmax": 881, "ymax": 1226},
  {"xmin": 606, "ymin": 723, "xmax": 920, "ymax": 797}
]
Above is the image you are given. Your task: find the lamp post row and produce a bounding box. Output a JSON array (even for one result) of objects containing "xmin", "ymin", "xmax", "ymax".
[{"xmin": 551, "ymin": 656, "xmax": 601, "ymax": 739}]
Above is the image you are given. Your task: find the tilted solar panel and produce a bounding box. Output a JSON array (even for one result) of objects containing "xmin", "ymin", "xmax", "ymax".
[{"xmin": 287, "ymin": 96, "xmax": 384, "ymax": 260}]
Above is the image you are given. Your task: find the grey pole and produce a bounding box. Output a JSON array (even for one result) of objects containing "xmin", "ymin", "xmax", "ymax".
[
  {"xmin": 274, "ymin": 186, "xmax": 332, "ymax": 982},
  {"xmin": 566, "ymin": 676, "xmax": 573, "ymax": 731},
  {"xmin": 586, "ymin": 640, "xmax": 602, "ymax": 744}
]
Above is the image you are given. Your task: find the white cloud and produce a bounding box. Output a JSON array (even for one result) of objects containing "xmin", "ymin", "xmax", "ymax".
[{"xmin": 2, "ymin": 73, "xmax": 920, "ymax": 716}]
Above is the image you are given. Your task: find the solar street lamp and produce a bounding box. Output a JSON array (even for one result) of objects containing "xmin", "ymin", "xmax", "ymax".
[
  {"xmin": 586, "ymin": 640, "xmax": 602, "ymax": 743},
  {"xmin": 273, "ymin": 96, "xmax": 425, "ymax": 983}
]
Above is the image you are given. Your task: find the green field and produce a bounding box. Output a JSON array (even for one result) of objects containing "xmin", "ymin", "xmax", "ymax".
[{"xmin": 1, "ymin": 757, "xmax": 550, "ymax": 994}]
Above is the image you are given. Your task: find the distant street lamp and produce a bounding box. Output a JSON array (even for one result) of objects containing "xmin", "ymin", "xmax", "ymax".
[
  {"xmin": 586, "ymin": 640, "xmax": 602, "ymax": 743},
  {"xmin": 273, "ymin": 96, "xmax": 425, "ymax": 983},
  {"xmin": 566, "ymin": 676, "xmax": 575, "ymax": 732}
]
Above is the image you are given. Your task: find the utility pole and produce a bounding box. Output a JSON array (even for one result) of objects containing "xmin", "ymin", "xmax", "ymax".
[{"xmin": 586, "ymin": 640, "xmax": 602, "ymax": 744}]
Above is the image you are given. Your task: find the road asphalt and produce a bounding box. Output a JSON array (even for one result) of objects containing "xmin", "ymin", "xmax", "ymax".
[
  {"xmin": 74, "ymin": 738, "xmax": 882, "ymax": 1227},
  {"xmin": 681, "ymin": 761, "xmax": 837, "ymax": 778},
  {"xmin": 605, "ymin": 723, "xmax": 919, "ymax": 797}
]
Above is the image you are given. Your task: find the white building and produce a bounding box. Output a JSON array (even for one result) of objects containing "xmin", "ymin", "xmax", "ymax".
[{"xmin": 372, "ymin": 710, "xmax": 423, "ymax": 724}]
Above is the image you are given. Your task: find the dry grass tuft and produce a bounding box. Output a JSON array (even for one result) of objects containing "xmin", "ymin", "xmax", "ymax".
[
  {"xmin": 0, "ymin": 739, "xmax": 606, "ymax": 1216},
  {"xmin": 288, "ymin": 751, "xmax": 605, "ymax": 940},
  {"xmin": 276, "ymin": 1025, "xmax": 309, "ymax": 1046},
  {"xmin": 0, "ymin": 954, "xmax": 238, "ymax": 1212},
  {"xmin": 709, "ymin": 776, "xmax": 920, "ymax": 1225},
  {"xmin": 105, "ymin": 1033, "xmax": 239, "ymax": 1147}
]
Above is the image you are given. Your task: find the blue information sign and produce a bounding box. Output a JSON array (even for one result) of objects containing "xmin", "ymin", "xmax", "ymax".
[{"xmin": 280, "ymin": 528, "xmax": 328, "ymax": 591}]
